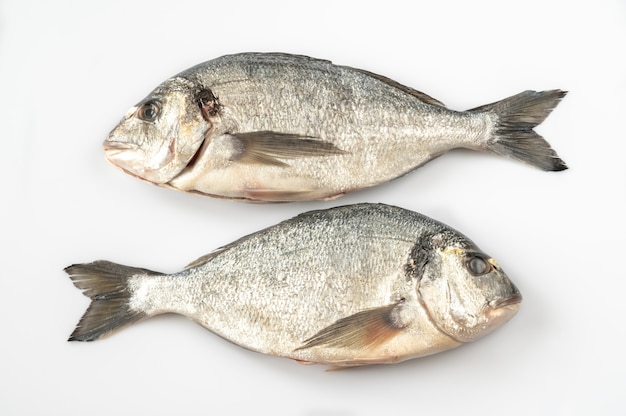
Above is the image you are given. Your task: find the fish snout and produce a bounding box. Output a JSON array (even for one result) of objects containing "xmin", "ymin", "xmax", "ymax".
[{"xmin": 487, "ymin": 272, "xmax": 522, "ymax": 310}]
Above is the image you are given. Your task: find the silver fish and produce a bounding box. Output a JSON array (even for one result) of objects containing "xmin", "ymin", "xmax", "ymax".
[
  {"xmin": 104, "ymin": 52, "xmax": 567, "ymax": 202},
  {"xmin": 66, "ymin": 204, "xmax": 521, "ymax": 367}
]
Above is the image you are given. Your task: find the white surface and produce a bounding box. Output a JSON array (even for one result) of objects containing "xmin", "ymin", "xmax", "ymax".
[{"xmin": 1, "ymin": 1, "xmax": 624, "ymax": 414}]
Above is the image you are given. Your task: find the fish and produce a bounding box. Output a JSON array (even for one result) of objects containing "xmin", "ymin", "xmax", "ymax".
[
  {"xmin": 103, "ymin": 52, "xmax": 567, "ymax": 202},
  {"xmin": 66, "ymin": 203, "xmax": 522, "ymax": 367}
]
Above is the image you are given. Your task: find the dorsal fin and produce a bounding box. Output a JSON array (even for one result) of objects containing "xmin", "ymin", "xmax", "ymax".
[
  {"xmin": 352, "ymin": 68, "xmax": 446, "ymax": 107},
  {"xmin": 184, "ymin": 247, "xmax": 230, "ymax": 269}
]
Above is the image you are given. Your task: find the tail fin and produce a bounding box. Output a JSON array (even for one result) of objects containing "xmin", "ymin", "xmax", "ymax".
[
  {"xmin": 471, "ymin": 90, "xmax": 568, "ymax": 171},
  {"xmin": 65, "ymin": 260, "xmax": 161, "ymax": 341}
]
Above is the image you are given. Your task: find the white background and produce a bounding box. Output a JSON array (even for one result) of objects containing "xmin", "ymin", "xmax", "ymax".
[{"xmin": 2, "ymin": 1, "xmax": 624, "ymax": 415}]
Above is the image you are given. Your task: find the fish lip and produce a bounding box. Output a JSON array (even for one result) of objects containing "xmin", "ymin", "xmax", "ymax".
[
  {"xmin": 489, "ymin": 294, "xmax": 522, "ymax": 309},
  {"xmin": 103, "ymin": 141, "xmax": 139, "ymax": 157},
  {"xmin": 103, "ymin": 141, "xmax": 138, "ymax": 151}
]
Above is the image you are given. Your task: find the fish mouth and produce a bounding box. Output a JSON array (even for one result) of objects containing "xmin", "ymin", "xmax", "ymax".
[
  {"xmin": 489, "ymin": 294, "xmax": 522, "ymax": 309},
  {"xmin": 102, "ymin": 140, "xmax": 147, "ymax": 181}
]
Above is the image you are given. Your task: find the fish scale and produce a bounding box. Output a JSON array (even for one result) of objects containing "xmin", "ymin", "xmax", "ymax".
[
  {"xmin": 67, "ymin": 203, "xmax": 521, "ymax": 367},
  {"xmin": 103, "ymin": 52, "xmax": 566, "ymax": 202}
]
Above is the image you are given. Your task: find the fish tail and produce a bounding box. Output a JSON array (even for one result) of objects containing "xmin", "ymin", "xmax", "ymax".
[
  {"xmin": 472, "ymin": 90, "xmax": 568, "ymax": 171},
  {"xmin": 65, "ymin": 260, "xmax": 159, "ymax": 341}
]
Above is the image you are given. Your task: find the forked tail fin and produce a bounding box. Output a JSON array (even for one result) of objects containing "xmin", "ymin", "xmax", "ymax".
[
  {"xmin": 471, "ymin": 90, "xmax": 568, "ymax": 171},
  {"xmin": 66, "ymin": 261, "xmax": 161, "ymax": 341}
]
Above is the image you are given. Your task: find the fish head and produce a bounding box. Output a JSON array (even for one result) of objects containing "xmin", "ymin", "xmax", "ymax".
[
  {"xmin": 416, "ymin": 232, "xmax": 522, "ymax": 343},
  {"xmin": 103, "ymin": 77, "xmax": 211, "ymax": 184}
]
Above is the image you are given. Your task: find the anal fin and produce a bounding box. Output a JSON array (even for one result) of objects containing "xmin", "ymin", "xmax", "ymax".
[{"xmin": 243, "ymin": 187, "xmax": 324, "ymax": 202}]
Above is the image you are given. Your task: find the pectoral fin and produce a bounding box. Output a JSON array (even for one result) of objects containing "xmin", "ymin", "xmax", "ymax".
[
  {"xmin": 296, "ymin": 301, "xmax": 406, "ymax": 352},
  {"xmin": 229, "ymin": 131, "xmax": 346, "ymax": 167}
]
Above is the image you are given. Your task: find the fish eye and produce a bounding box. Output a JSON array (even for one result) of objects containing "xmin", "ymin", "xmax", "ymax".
[
  {"xmin": 467, "ymin": 256, "xmax": 491, "ymax": 276},
  {"xmin": 136, "ymin": 100, "xmax": 161, "ymax": 122}
]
